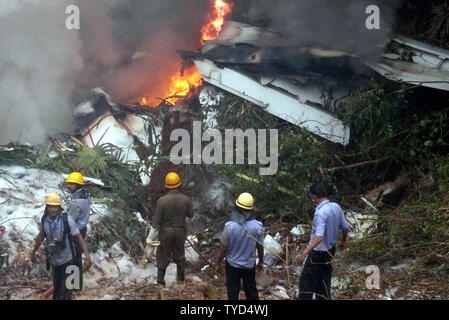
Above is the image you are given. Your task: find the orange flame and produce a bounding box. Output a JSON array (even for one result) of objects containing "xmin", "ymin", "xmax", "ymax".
[
  {"xmin": 140, "ymin": 0, "xmax": 232, "ymax": 106},
  {"xmin": 201, "ymin": 0, "xmax": 233, "ymax": 44},
  {"xmin": 164, "ymin": 67, "xmax": 203, "ymax": 104}
]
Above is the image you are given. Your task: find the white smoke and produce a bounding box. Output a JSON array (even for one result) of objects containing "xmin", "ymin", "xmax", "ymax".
[{"xmin": 0, "ymin": 0, "xmax": 83, "ymax": 144}]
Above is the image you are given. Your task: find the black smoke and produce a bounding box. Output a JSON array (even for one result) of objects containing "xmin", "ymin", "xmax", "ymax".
[{"xmin": 231, "ymin": 0, "xmax": 402, "ymax": 59}]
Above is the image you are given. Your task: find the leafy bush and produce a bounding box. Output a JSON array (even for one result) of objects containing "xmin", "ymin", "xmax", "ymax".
[{"xmin": 205, "ymin": 95, "xmax": 335, "ymax": 221}]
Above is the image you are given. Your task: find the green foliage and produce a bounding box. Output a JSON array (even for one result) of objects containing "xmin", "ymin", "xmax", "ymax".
[
  {"xmin": 437, "ymin": 158, "xmax": 449, "ymax": 186},
  {"xmin": 345, "ymin": 158, "xmax": 449, "ymax": 276},
  {"xmin": 75, "ymin": 146, "xmax": 110, "ymax": 177},
  {"xmin": 339, "ymin": 78, "xmax": 449, "ymax": 193},
  {"xmin": 0, "ymin": 143, "xmax": 39, "ymax": 167},
  {"xmin": 340, "ymin": 79, "xmax": 407, "ymax": 155},
  {"xmin": 101, "ymin": 209, "xmax": 145, "ymax": 256},
  {"xmin": 333, "ymin": 78, "xmax": 449, "ymax": 279},
  {"xmin": 405, "ymin": 110, "xmax": 449, "ymax": 161},
  {"xmin": 205, "ymin": 95, "xmax": 335, "ymax": 221},
  {"xmin": 86, "ymin": 204, "xmax": 146, "ymax": 257}
]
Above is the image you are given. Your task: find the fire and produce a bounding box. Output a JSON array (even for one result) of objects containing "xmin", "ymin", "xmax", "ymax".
[
  {"xmin": 140, "ymin": 0, "xmax": 232, "ymax": 106},
  {"xmin": 201, "ymin": 0, "xmax": 233, "ymax": 44},
  {"xmin": 165, "ymin": 67, "xmax": 203, "ymax": 104}
]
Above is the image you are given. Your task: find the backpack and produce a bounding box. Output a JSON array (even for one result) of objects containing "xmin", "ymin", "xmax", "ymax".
[
  {"xmin": 74, "ymin": 188, "xmax": 90, "ymax": 200},
  {"xmin": 41, "ymin": 212, "xmax": 78, "ymax": 263}
]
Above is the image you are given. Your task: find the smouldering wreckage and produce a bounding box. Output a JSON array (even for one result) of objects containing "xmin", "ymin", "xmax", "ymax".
[
  {"xmin": 183, "ymin": 21, "xmax": 449, "ymax": 145},
  {"xmin": 2, "ymin": 17, "xmax": 449, "ymax": 300}
]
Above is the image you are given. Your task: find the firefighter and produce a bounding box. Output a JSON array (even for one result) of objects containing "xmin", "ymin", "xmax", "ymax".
[
  {"xmin": 152, "ymin": 172, "xmax": 193, "ymax": 286},
  {"xmin": 65, "ymin": 172, "xmax": 91, "ymax": 238},
  {"xmin": 65, "ymin": 171, "xmax": 91, "ymax": 290},
  {"xmin": 30, "ymin": 192, "xmax": 91, "ymax": 300},
  {"xmin": 216, "ymin": 192, "xmax": 264, "ymax": 300}
]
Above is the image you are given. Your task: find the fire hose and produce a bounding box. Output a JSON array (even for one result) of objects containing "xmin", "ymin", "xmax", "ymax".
[{"xmin": 38, "ymin": 287, "xmax": 54, "ymax": 300}]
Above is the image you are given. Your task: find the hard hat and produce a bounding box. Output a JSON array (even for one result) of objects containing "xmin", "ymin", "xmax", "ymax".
[
  {"xmin": 45, "ymin": 192, "xmax": 62, "ymax": 206},
  {"xmin": 236, "ymin": 192, "xmax": 254, "ymax": 210},
  {"xmin": 66, "ymin": 172, "xmax": 84, "ymax": 185},
  {"xmin": 165, "ymin": 172, "xmax": 181, "ymax": 189}
]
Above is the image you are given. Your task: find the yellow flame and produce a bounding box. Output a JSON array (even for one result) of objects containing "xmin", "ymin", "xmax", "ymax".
[
  {"xmin": 140, "ymin": 0, "xmax": 232, "ymax": 106},
  {"xmin": 165, "ymin": 67, "xmax": 203, "ymax": 104},
  {"xmin": 201, "ymin": 0, "xmax": 233, "ymax": 43}
]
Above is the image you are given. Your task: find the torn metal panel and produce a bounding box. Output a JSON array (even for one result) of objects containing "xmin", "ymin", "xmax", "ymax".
[
  {"xmin": 74, "ymin": 88, "xmax": 117, "ymax": 129},
  {"xmin": 392, "ymin": 36, "xmax": 449, "ymax": 72},
  {"xmin": 201, "ymin": 21, "xmax": 356, "ymax": 65},
  {"xmin": 366, "ymin": 36, "xmax": 449, "ymax": 91},
  {"xmin": 366, "ymin": 59, "xmax": 449, "ymax": 91},
  {"xmin": 193, "ymin": 43, "xmax": 372, "ymax": 86},
  {"xmin": 199, "ymin": 44, "xmax": 357, "ymax": 75},
  {"xmin": 259, "ymin": 76, "xmax": 350, "ymax": 107},
  {"xmin": 203, "ymin": 21, "xmax": 288, "ymax": 49},
  {"xmin": 194, "ymin": 59, "xmax": 350, "ymax": 145}
]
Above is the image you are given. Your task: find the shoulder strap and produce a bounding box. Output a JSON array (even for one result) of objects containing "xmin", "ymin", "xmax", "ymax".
[
  {"xmin": 62, "ymin": 212, "xmax": 70, "ymax": 233},
  {"xmin": 62, "ymin": 213, "xmax": 77, "ymax": 260},
  {"xmin": 78, "ymin": 188, "xmax": 90, "ymax": 200},
  {"xmin": 41, "ymin": 213, "xmax": 48, "ymax": 239}
]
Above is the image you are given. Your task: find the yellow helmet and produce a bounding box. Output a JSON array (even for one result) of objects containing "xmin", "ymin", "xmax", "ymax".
[
  {"xmin": 165, "ymin": 172, "xmax": 181, "ymax": 189},
  {"xmin": 66, "ymin": 172, "xmax": 84, "ymax": 185},
  {"xmin": 236, "ymin": 192, "xmax": 254, "ymax": 210},
  {"xmin": 45, "ymin": 192, "xmax": 62, "ymax": 206}
]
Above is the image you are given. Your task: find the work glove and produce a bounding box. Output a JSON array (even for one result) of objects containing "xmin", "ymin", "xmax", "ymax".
[
  {"xmin": 144, "ymin": 226, "xmax": 159, "ymax": 258},
  {"xmin": 146, "ymin": 226, "xmax": 158, "ymax": 244}
]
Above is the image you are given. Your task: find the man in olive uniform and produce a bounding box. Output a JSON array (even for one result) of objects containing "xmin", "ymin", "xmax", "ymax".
[{"xmin": 152, "ymin": 172, "xmax": 193, "ymax": 286}]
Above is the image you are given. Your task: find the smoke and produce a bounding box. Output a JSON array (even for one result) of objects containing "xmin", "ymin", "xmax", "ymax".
[
  {"xmin": 73, "ymin": 0, "xmax": 209, "ymax": 102},
  {"xmin": 0, "ymin": 0, "xmax": 83, "ymax": 144},
  {"xmin": 242, "ymin": 0, "xmax": 401, "ymax": 58},
  {"xmin": 0, "ymin": 0, "xmax": 209, "ymax": 145}
]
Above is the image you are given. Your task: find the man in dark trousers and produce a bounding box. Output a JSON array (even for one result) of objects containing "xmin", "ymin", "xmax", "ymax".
[
  {"xmin": 216, "ymin": 192, "xmax": 264, "ymax": 300},
  {"xmin": 297, "ymin": 183, "xmax": 350, "ymax": 300},
  {"xmin": 30, "ymin": 192, "xmax": 91, "ymax": 300},
  {"xmin": 152, "ymin": 172, "xmax": 193, "ymax": 286}
]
